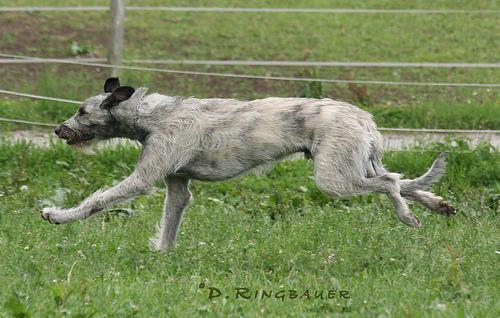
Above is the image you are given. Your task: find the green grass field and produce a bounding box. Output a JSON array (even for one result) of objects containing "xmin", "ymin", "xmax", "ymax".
[
  {"xmin": 0, "ymin": 1, "xmax": 499, "ymax": 317},
  {"xmin": 0, "ymin": 141, "xmax": 498, "ymax": 317}
]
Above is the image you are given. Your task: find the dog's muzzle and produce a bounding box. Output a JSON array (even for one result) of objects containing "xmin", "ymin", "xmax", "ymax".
[{"xmin": 54, "ymin": 124, "xmax": 94, "ymax": 145}]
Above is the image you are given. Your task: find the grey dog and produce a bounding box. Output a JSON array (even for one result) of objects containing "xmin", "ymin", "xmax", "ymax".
[{"xmin": 42, "ymin": 78, "xmax": 456, "ymax": 251}]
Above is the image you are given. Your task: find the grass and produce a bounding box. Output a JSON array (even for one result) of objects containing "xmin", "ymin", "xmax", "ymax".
[{"xmin": 0, "ymin": 141, "xmax": 498, "ymax": 317}]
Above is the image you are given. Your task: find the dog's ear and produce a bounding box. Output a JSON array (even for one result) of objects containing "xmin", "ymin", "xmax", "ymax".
[
  {"xmin": 101, "ymin": 86, "xmax": 136, "ymax": 109},
  {"xmin": 104, "ymin": 77, "xmax": 120, "ymax": 93},
  {"xmin": 112, "ymin": 86, "xmax": 135, "ymax": 103}
]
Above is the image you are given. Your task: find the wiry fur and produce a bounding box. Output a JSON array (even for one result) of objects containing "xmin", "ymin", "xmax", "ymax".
[
  {"xmin": 42, "ymin": 79, "xmax": 456, "ymax": 252},
  {"xmin": 400, "ymin": 153, "xmax": 447, "ymax": 193}
]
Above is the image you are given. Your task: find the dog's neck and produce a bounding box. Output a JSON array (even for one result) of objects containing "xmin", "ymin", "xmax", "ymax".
[
  {"xmin": 109, "ymin": 88, "xmax": 150, "ymax": 143},
  {"xmin": 109, "ymin": 92, "xmax": 184, "ymax": 143}
]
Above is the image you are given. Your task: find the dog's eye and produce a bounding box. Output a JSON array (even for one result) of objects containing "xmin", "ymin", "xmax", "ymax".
[{"xmin": 78, "ymin": 108, "xmax": 89, "ymax": 116}]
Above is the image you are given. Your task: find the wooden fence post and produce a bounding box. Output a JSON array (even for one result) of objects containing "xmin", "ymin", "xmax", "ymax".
[{"xmin": 108, "ymin": 0, "xmax": 125, "ymax": 77}]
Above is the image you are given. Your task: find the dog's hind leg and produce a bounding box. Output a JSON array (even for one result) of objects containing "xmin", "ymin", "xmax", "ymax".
[
  {"xmin": 313, "ymin": 144, "xmax": 421, "ymax": 227},
  {"xmin": 373, "ymin": 152, "xmax": 456, "ymax": 216},
  {"xmin": 404, "ymin": 190, "xmax": 456, "ymax": 216},
  {"xmin": 150, "ymin": 176, "xmax": 192, "ymax": 252}
]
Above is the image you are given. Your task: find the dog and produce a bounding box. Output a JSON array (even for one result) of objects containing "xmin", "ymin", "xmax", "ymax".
[{"xmin": 42, "ymin": 77, "xmax": 456, "ymax": 251}]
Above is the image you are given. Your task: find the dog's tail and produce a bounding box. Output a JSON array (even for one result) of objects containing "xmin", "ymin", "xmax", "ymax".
[
  {"xmin": 399, "ymin": 153, "xmax": 447, "ymax": 193},
  {"xmin": 371, "ymin": 152, "xmax": 447, "ymax": 194}
]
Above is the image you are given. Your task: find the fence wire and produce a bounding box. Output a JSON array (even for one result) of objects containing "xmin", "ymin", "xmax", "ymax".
[
  {"xmin": 1, "ymin": 57, "xmax": 499, "ymax": 69},
  {"xmin": 0, "ymin": 116, "xmax": 56, "ymax": 127},
  {"xmin": 1, "ymin": 53, "xmax": 499, "ymax": 88},
  {"xmin": 0, "ymin": 6, "xmax": 498, "ymax": 14},
  {"xmin": 0, "ymin": 89, "xmax": 80, "ymax": 104}
]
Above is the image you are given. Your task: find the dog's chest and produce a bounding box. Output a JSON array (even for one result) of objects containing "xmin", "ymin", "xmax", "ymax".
[{"xmin": 175, "ymin": 151, "xmax": 268, "ymax": 181}]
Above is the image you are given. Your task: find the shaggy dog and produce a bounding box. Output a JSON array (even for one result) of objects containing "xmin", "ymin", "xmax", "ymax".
[{"xmin": 42, "ymin": 78, "xmax": 456, "ymax": 251}]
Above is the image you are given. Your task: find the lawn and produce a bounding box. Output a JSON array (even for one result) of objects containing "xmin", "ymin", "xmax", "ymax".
[{"xmin": 0, "ymin": 141, "xmax": 498, "ymax": 317}]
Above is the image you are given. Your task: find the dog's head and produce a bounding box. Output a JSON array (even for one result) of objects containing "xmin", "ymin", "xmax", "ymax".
[{"xmin": 54, "ymin": 78, "xmax": 138, "ymax": 145}]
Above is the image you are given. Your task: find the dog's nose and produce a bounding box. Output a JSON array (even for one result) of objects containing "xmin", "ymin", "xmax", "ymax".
[{"xmin": 54, "ymin": 126, "xmax": 62, "ymax": 136}]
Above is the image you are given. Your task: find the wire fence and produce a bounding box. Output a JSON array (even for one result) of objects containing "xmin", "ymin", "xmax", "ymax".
[
  {"xmin": 1, "ymin": 57, "xmax": 499, "ymax": 69},
  {"xmin": 0, "ymin": 116, "xmax": 55, "ymax": 127},
  {"xmin": 1, "ymin": 53, "xmax": 499, "ymax": 88},
  {"xmin": 0, "ymin": 89, "xmax": 80, "ymax": 104},
  {"xmin": 0, "ymin": 6, "xmax": 498, "ymax": 14}
]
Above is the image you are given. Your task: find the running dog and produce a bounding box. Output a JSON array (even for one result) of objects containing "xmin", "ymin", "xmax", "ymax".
[{"xmin": 42, "ymin": 78, "xmax": 456, "ymax": 251}]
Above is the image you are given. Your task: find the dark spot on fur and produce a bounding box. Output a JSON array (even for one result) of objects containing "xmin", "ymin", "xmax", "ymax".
[
  {"xmin": 90, "ymin": 206, "xmax": 103, "ymax": 214},
  {"xmin": 232, "ymin": 104, "xmax": 254, "ymax": 114},
  {"xmin": 292, "ymin": 105, "xmax": 306, "ymax": 129},
  {"xmin": 239, "ymin": 123, "xmax": 256, "ymax": 145},
  {"xmin": 279, "ymin": 104, "xmax": 306, "ymax": 132},
  {"xmin": 78, "ymin": 107, "xmax": 89, "ymax": 116},
  {"xmin": 301, "ymin": 148, "xmax": 313, "ymax": 159},
  {"xmin": 312, "ymin": 105, "xmax": 322, "ymax": 116},
  {"xmin": 201, "ymin": 127, "xmax": 216, "ymax": 145}
]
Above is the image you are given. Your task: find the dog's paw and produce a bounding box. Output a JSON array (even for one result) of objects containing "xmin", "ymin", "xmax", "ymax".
[
  {"xmin": 399, "ymin": 213, "xmax": 422, "ymax": 228},
  {"xmin": 41, "ymin": 207, "xmax": 67, "ymax": 224},
  {"xmin": 438, "ymin": 201, "xmax": 457, "ymax": 216},
  {"xmin": 408, "ymin": 214, "xmax": 422, "ymax": 228}
]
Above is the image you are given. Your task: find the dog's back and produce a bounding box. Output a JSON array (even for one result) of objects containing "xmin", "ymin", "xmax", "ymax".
[{"xmin": 155, "ymin": 96, "xmax": 380, "ymax": 181}]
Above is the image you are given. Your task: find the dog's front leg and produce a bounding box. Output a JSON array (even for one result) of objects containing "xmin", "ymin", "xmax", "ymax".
[
  {"xmin": 41, "ymin": 170, "xmax": 155, "ymax": 224},
  {"xmin": 150, "ymin": 176, "xmax": 191, "ymax": 251},
  {"xmin": 41, "ymin": 140, "xmax": 173, "ymax": 224}
]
